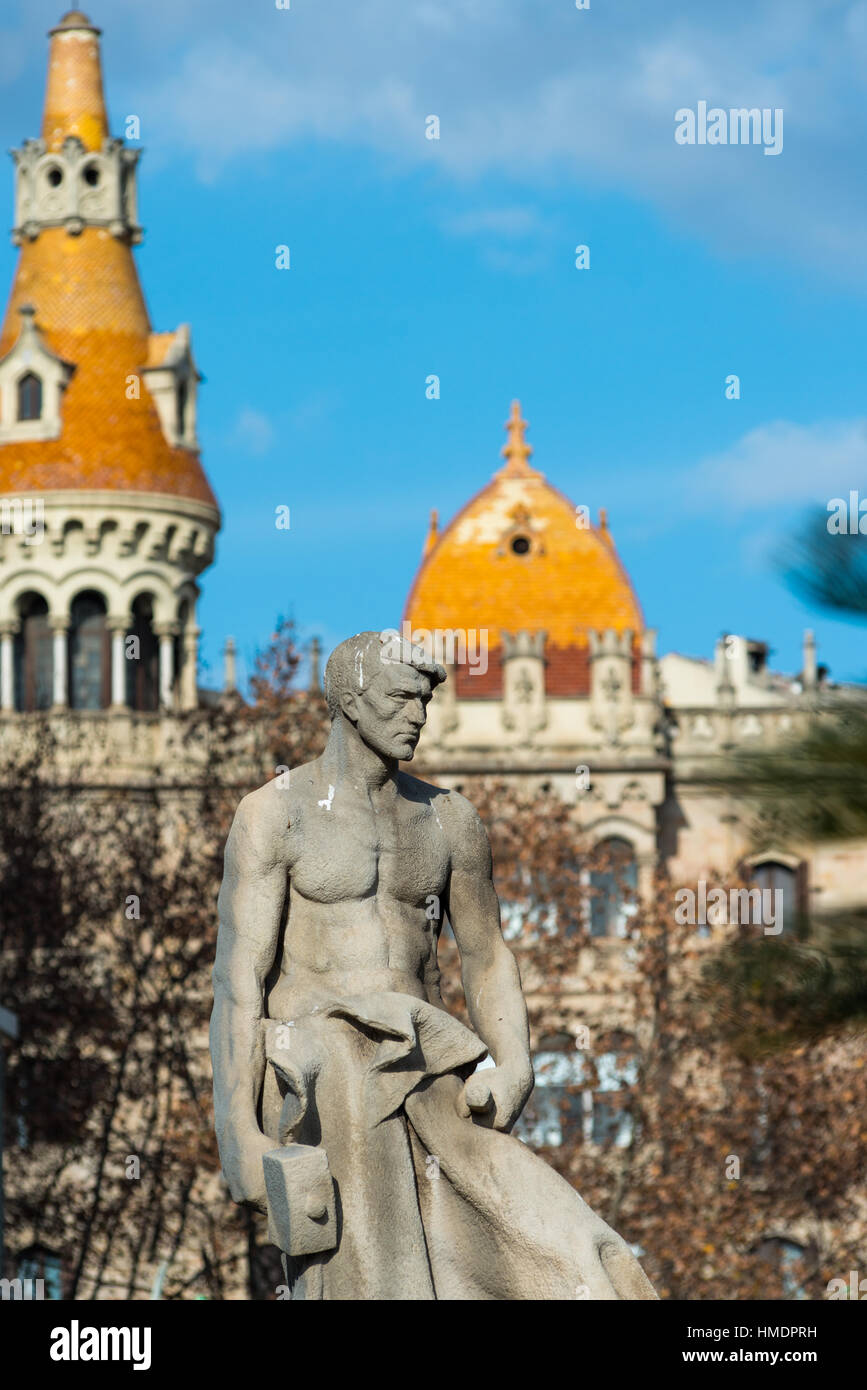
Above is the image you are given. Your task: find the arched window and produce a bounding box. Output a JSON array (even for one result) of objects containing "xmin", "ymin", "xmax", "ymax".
[
  {"xmin": 126, "ymin": 594, "xmax": 159, "ymax": 711},
  {"xmin": 590, "ymin": 1043, "xmax": 638, "ymax": 1146},
  {"xmin": 752, "ymin": 860, "xmax": 799, "ymax": 933},
  {"xmin": 752, "ymin": 1237, "xmax": 813, "ymax": 1300},
  {"xmin": 499, "ymin": 866, "xmax": 558, "ymax": 943},
  {"xmin": 514, "ymin": 1047, "xmax": 587, "ymax": 1148},
  {"xmin": 589, "ymin": 836, "xmax": 638, "ymax": 938},
  {"xmin": 13, "ymin": 592, "xmax": 52, "ymax": 711},
  {"xmin": 514, "ymin": 1032, "xmax": 638, "ymax": 1149},
  {"xmin": 68, "ymin": 591, "xmax": 109, "ymax": 710},
  {"xmin": 17, "ymin": 372, "xmax": 42, "ymax": 421}
]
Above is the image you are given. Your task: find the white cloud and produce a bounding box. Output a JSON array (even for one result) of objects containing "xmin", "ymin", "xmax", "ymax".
[
  {"xmin": 443, "ymin": 207, "xmax": 543, "ymax": 240},
  {"xmin": 143, "ymin": 0, "xmax": 867, "ymax": 280},
  {"xmin": 686, "ymin": 419, "xmax": 867, "ymax": 511},
  {"xmin": 8, "ymin": 0, "xmax": 867, "ymax": 281},
  {"xmin": 233, "ymin": 407, "xmax": 275, "ymax": 455},
  {"xmin": 442, "ymin": 205, "xmax": 551, "ymax": 271},
  {"xmin": 286, "ymin": 392, "xmax": 340, "ymax": 433}
]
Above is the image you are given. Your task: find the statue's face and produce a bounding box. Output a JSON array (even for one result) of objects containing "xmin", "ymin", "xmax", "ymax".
[{"xmin": 344, "ymin": 662, "xmax": 433, "ymax": 761}]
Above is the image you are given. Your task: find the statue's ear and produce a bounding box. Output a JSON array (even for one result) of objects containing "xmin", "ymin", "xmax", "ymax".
[{"xmin": 340, "ymin": 688, "xmax": 359, "ymax": 723}]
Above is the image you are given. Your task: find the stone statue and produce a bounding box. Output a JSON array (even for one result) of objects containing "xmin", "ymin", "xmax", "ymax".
[{"xmin": 210, "ymin": 630, "xmax": 656, "ymax": 1300}]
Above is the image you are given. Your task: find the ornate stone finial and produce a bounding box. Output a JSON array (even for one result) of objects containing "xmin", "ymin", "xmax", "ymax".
[
  {"xmin": 223, "ymin": 636, "xmax": 237, "ymax": 693},
  {"xmin": 802, "ymin": 628, "xmax": 817, "ymax": 690},
  {"xmin": 309, "ymin": 636, "xmax": 322, "ymax": 692},
  {"xmin": 422, "ymin": 508, "xmax": 439, "ymax": 557},
  {"xmin": 714, "ymin": 635, "xmax": 736, "ymax": 707},
  {"xmin": 500, "ymin": 399, "xmax": 534, "ymax": 476}
]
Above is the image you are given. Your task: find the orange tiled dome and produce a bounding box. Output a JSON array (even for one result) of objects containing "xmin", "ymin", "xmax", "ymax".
[
  {"xmin": 0, "ymin": 12, "xmax": 217, "ymax": 511},
  {"xmin": 403, "ymin": 402, "xmax": 643, "ymax": 696}
]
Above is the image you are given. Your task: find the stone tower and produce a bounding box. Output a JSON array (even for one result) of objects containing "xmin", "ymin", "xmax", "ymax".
[{"xmin": 0, "ymin": 10, "xmax": 220, "ymax": 718}]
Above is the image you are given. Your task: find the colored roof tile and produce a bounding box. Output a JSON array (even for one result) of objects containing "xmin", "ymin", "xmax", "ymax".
[{"xmin": 404, "ymin": 402, "xmax": 643, "ymax": 659}]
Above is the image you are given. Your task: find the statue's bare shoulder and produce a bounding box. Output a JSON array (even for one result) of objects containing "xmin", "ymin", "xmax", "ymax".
[
  {"xmin": 396, "ymin": 771, "xmax": 491, "ymax": 875},
  {"xmin": 229, "ymin": 759, "xmax": 324, "ymax": 873}
]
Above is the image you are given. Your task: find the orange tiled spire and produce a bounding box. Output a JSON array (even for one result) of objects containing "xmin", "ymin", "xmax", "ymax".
[
  {"xmin": 0, "ymin": 13, "xmax": 217, "ymax": 510},
  {"xmin": 42, "ymin": 12, "xmax": 108, "ymax": 153}
]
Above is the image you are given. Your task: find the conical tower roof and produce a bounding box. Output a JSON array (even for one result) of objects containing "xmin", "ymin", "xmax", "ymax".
[
  {"xmin": 0, "ymin": 12, "xmax": 218, "ymax": 511},
  {"xmin": 42, "ymin": 11, "xmax": 109, "ymax": 153}
]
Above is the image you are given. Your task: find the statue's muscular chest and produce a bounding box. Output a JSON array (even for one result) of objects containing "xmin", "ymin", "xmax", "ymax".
[{"xmin": 287, "ymin": 793, "xmax": 451, "ymax": 908}]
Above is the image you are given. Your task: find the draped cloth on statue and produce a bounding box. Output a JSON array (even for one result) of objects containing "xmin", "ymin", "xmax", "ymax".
[{"xmin": 261, "ymin": 991, "xmax": 657, "ymax": 1301}]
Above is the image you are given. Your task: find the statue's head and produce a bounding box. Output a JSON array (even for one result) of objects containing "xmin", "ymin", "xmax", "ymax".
[{"xmin": 324, "ymin": 630, "xmax": 446, "ymax": 762}]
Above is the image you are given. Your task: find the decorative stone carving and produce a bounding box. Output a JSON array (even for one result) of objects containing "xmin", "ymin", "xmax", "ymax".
[
  {"xmin": 588, "ymin": 628, "xmax": 635, "ymax": 746},
  {"xmin": 501, "ymin": 629, "xmax": 547, "ymax": 739},
  {"xmin": 11, "ymin": 134, "xmax": 142, "ymax": 245},
  {"xmin": 739, "ymin": 713, "xmax": 763, "ymax": 738},
  {"xmin": 0, "ymin": 493, "xmax": 217, "ymax": 713},
  {"xmin": 620, "ymin": 779, "xmax": 650, "ymax": 804}
]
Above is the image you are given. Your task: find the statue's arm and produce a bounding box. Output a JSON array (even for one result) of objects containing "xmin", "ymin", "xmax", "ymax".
[
  {"xmin": 443, "ymin": 793, "xmax": 534, "ymax": 1132},
  {"xmin": 210, "ymin": 790, "xmax": 288, "ymax": 1210}
]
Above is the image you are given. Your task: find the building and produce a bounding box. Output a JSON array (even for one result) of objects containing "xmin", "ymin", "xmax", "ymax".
[
  {"xmin": 0, "ymin": 10, "xmax": 219, "ymax": 734},
  {"xmin": 404, "ymin": 399, "xmax": 866, "ymax": 927},
  {"xmin": 401, "ymin": 404, "xmax": 867, "ymax": 1185},
  {"xmin": 0, "ymin": 12, "xmax": 863, "ymax": 1302},
  {"xmin": 2, "ymin": 16, "xmax": 859, "ymax": 937},
  {"xmin": 0, "ymin": 11, "xmax": 248, "ymax": 1303}
]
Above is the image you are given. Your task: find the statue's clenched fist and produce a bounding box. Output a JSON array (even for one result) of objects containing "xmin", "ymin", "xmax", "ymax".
[{"xmin": 456, "ymin": 1063, "xmax": 534, "ymax": 1133}]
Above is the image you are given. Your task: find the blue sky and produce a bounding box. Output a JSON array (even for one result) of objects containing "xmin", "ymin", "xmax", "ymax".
[{"xmin": 1, "ymin": 0, "xmax": 866, "ymax": 687}]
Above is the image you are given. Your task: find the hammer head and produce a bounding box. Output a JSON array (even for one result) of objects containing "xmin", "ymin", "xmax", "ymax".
[{"xmin": 263, "ymin": 1144, "xmax": 337, "ymax": 1257}]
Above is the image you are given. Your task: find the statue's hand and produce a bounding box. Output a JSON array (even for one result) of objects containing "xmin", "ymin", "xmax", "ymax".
[
  {"xmin": 456, "ymin": 1062, "xmax": 533, "ymax": 1133},
  {"xmin": 227, "ymin": 1128, "xmax": 275, "ymax": 1215}
]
